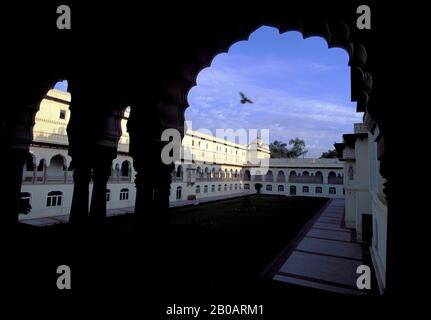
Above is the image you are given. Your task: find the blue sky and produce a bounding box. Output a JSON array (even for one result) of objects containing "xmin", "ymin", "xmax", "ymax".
[{"xmin": 185, "ymin": 26, "xmax": 362, "ymax": 158}]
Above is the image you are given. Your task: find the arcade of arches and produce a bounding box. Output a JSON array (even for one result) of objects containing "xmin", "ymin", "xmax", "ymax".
[{"xmin": 1, "ymin": 2, "xmax": 405, "ymax": 294}]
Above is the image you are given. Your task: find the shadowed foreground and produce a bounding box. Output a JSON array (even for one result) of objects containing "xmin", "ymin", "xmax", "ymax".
[{"xmin": 5, "ymin": 195, "xmax": 328, "ymax": 300}]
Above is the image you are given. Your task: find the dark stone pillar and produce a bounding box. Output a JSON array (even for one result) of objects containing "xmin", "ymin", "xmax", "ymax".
[
  {"xmin": 0, "ymin": 148, "xmax": 28, "ymax": 226},
  {"xmin": 89, "ymin": 151, "xmax": 115, "ymax": 224},
  {"xmin": 69, "ymin": 163, "xmax": 92, "ymax": 225}
]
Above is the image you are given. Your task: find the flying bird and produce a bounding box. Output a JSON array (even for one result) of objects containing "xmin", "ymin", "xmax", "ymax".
[{"xmin": 239, "ymin": 92, "xmax": 253, "ymax": 104}]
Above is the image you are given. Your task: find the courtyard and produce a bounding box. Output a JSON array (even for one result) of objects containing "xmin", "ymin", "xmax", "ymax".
[{"xmin": 8, "ymin": 194, "xmax": 329, "ymax": 297}]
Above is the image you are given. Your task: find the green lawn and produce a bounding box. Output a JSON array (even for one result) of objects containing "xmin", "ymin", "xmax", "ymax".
[{"xmin": 166, "ymin": 194, "xmax": 328, "ymax": 290}]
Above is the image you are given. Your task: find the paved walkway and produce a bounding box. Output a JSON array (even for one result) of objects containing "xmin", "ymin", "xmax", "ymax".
[{"xmin": 265, "ymin": 198, "xmax": 369, "ymax": 295}]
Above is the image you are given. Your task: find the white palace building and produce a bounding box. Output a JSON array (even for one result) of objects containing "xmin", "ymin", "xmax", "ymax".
[{"xmin": 19, "ymin": 89, "xmax": 388, "ymax": 292}]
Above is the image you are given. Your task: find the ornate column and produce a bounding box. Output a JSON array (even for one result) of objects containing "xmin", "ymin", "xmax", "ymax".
[
  {"xmin": 0, "ymin": 83, "xmax": 49, "ymax": 226},
  {"xmin": 0, "ymin": 149, "xmax": 28, "ymax": 225},
  {"xmin": 89, "ymin": 149, "xmax": 116, "ymax": 224},
  {"xmin": 69, "ymin": 162, "xmax": 92, "ymax": 225}
]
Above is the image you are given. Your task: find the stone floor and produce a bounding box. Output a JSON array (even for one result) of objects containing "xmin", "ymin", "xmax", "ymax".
[{"xmin": 266, "ymin": 198, "xmax": 370, "ymax": 295}]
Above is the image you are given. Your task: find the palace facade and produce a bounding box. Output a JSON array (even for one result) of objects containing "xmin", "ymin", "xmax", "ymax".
[{"xmin": 20, "ymin": 89, "xmax": 345, "ymax": 221}]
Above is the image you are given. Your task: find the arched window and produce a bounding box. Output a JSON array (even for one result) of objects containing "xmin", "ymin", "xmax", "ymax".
[
  {"xmin": 244, "ymin": 170, "xmax": 251, "ymax": 181},
  {"xmin": 229, "ymin": 184, "xmax": 233, "ymax": 190},
  {"xmin": 37, "ymin": 159, "xmax": 46, "ymax": 172},
  {"xmin": 25, "ymin": 153, "xmax": 35, "ymax": 171},
  {"xmin": 120, "ymin": 188, "xmax": 129, "ymax": 200},
  {"xmin": 218, "ymin": 184, "xmax": 222, "ymax": 192},
  {"xmin": 47, "ymin": 191, "xmax": 62, "ymax": 207},
  {"xmin": 224, "ymin": 184, "xmax": 227, "ymax": 191},
  {"xmin": 266, "ymin": 184, "xmax": 272, "ymax": 191},
  {"xmin": 204, "ymin": 185, "xmax": 208, "ymax": 193},
  {"xmin": 315, "ymin": 186, "xmax": 322, "ymax": 194},
  {"xmin": 196, "ymin": 185, "xmax": 201, "ymax": 193},
  {"xmin": 19, "ymin": 192, "xmax": 32, "ymax": 215},
  {"xmin": 277, "ymin": 171, "xmax": 285, "ymax": 182},
  {"xmin": 278, "ymin": 185, "xmax": 284, "ymax": 192},
  {"xmin": 265, "ymin": 170, "xmax": 274, "ymax": 182},
  {"xmin": 211, "ymin": 185, "xmax": 215, "ymax": 192},
  {"xmin": 121, "ymin": 161, "xmax": 131, "ymax": 177},
  {"xmin": 48, "ymin": 154, "xmax": 66, "ymax": 176},
  {"xmin": 290, "ymin": 171, "xmax": 297, "ymax": 176},
  {"xmin": 176, "ymin": 186, "xmax": 182, "ymax": 200},
  {"xmin": 302, "ymin": 171, "xmax": 309, "ymax": 176},
  {"xmin": 315, "ymin": 171, "xmax": 323, "ymax": 183},
  {"xmin": 196, "ymin": 167, "xmax": 202, "ymax": 179},
  {"xmin": 106, "ymin": 189, "xmax": 111, "ymax": 202},
  {"xmin": 303, "ymin": 186, "xmax": 309, "ymax": 193},
  {"xmin": 176, "ymin": 165, "xmax": 183, "ymax": 178},
  {"xmin": 234, "ymin": 184, "xmax": 237, "ymax": 190},
  {"xmin": 254, "ymin": 170, "xmax": 262, "ymax": 181}
]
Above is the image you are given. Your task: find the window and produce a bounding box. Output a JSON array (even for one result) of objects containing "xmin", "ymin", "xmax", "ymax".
[
  {"xmin": 25, "ymin": 154, "xmax": 35, "ymax": 171},
  {"xmin": 329, "ymin": 187, "xmax": 336, "ymax": 195},
  {"xmin": 120, "ymin": 188, "xmax": 129, "ymax": 200},
  {"xmin": 315, "ymin": 186, "xmax": 322, "ymax": 194},
  {"xmin": 229, "ymin": 184, "xmax": 233, "ymax": 190},
  {"xmin": 176, "ymin": 186, "xmax": 182, "ymax": 200},
  {"xmin": 204, "ymin": 185, "xmax": 208, "ymax": 193},
  {"xmin": 290, "ymin": 185, "xmax": 296, "ymax": 195},
  {"xmin": 224, "ymin": 184, "xmax": 227, "ymax": 191},
  {"xmin": 59, "ymin": 109, "xmax": 66, "ymax": 120},
  {"xmin": 47, "ymin": 191, "xmax": 62, "ymax": 207},
  {"xmin": 211, "ymin": 185, "xmax": 215, "ymax": 192},
  {"xmin": 196, "ymin": 185, "xmax": 200, "ymax": 194},
  {"xmin": 106, "ymin": 189, "xmax": 111, "ymax": 202},
  {"xmin": 266, "ymin": 185, "xmax": 272, "ymax": 191},
  {"xmin": 244, "ymin": 184, "xmax": 250, "ymax": 190},
  {"xmin": 218, "ymin": 184, "xmax": 221, "ymax": 192},
  {"xmin": 303, "ymin": 186, "xmax": 309, "ymax": 193},
  {"xmin": 121, "ymin": 161, "xmax": 130, "ymax": 177},
  {"xmin": 19, "ymin": 192, "xmax": 32, "ymax": 214},
  {"xmin": 278, "ymin": 185, "xmax": 284, "ymax": 192},
  {"xmin": 234, "ymin": 184, "xmax": 237, "ymax": 190},
  {"xmin": 37, "ymin": 159, "xmax": 46, "ymax": 172}
]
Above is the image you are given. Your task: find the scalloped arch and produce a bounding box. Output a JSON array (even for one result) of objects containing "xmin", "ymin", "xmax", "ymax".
[{"xmin": 158, "ymin": 19, "xmax": 372, "ymax": 134}]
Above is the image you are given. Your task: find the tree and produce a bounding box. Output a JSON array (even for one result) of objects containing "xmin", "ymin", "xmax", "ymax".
[
  {"xmin": 286, "ymin": 138, "xmax": 308, "ymax": 158},
  {"xmin": 320, "ymin": 149, "xmax": 339, "ymax": 159},
  {"xmin": 254, "ymin": 183, "xmax": 263, "ymax": 194},
  {"xmin": 269, "ymin": 140, "xmax": 288, "ymax": 158},
  {"xmin": 269, "ymin": 138, "xmax": 308, "ymax": 158}
]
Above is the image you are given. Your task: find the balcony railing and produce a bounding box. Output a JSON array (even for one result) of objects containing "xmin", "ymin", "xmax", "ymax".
[
  {"xmin": 22, "ymin": 171, "xmax": 133, "ymax": 184},
  {"xmin": 328, "ymin": 177, "xmax": 344, "ymax": 185},
  {"xmin": 289, "ymin": 176, "xmax": 323, "ymax": 184}
]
